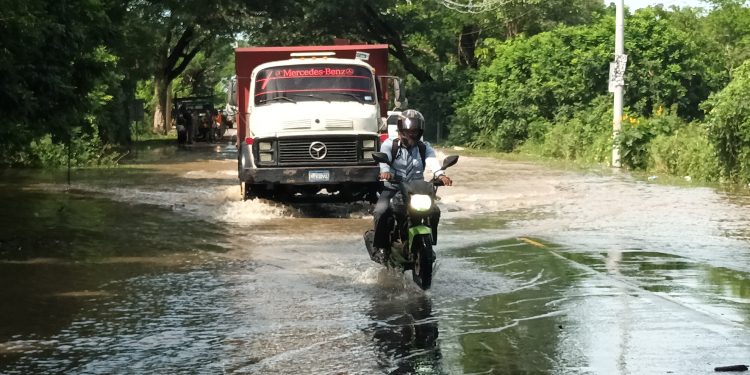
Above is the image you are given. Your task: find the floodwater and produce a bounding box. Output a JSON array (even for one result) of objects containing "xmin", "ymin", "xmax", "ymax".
[{"xmin": 1, "ymin": 141, "xmax": 749, "ymax": 374}]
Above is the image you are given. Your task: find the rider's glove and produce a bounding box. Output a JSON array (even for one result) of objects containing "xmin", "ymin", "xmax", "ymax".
[{"xmin": 438, "ymin": 175, "xmax": 453, "ymax": 186}]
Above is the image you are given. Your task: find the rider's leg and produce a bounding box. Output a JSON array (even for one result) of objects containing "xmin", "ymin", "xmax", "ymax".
[
  {"xmin": 373, "ymin": 189, "xmax": 396, "ymax": 249},
  {"xmin": 429, "ymin": 206, "xmax": 441, "ymax": 245}
]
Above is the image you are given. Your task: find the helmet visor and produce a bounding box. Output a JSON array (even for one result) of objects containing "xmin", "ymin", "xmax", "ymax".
[
  {"xmin": 400, "ymin": 117, "xmax": 421, "ymax": 130},
  {"xmin": 400, "ymin": 128, "xmax": 421, "ymax": 139}
]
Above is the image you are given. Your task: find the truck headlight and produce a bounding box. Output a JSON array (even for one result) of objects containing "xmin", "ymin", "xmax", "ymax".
[
  {"xmin": 259, "ymin": 141, "xmax": 273, "ymax": 151},
  {"xmin": 410, "ymin": 194, "xmax": 432, "ymax": 211},
  {"xmin": 256, "ymin": 141, "xmax": 275, "ymax": 164},
  {"xmin": 361, "ymin": 138, "xmax": 377, "ymax": 162}
]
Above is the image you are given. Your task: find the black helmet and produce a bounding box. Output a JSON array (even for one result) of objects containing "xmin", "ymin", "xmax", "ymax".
[{"xmin": 398, "ymin": 109, "xmax": 425, "ymax": 134}]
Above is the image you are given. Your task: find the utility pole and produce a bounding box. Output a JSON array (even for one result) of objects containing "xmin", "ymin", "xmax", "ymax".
[{"xmin": 610, "ymin": 0, "xmax": 626, "ymax": 168}]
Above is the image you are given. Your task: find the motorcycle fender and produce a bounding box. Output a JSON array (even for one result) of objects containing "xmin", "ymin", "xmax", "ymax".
[{"xmin": 408, "ymin": 225, "xmax": 433, "ymax": 251}]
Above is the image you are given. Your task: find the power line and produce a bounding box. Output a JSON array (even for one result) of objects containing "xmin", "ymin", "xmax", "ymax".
[{"xmin": 439, "ymin": 0, "xmax": 520, "ymax": 14}]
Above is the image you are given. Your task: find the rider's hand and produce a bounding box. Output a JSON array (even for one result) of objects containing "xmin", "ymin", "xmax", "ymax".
[
  {"xmin": 438, "ymin": 175, "xmax": 452, "ymax": 186},
  {"xmin": 379, "ymin": 172, "xmax": 393, "ymax": 181}
]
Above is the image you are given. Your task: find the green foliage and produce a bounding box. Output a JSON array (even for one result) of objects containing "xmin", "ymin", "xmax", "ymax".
[
  {"xmin": 172, "ymin": 44, "xmax": 235, "ymax": 108},
  {"xmin": 703, "ymin": 60, "xmax": 750, "ymax": 182},
  {"xmin": 534, "ymin": 96, "xmax": 613, "ymax": 163},
  {"xmin": 702, "ymin": 0, "xmax": 750, "ymax": 78},
  {"xmin": 451, "ymin": 5, "xmax": 727, "ymax": 159},
  {"xmin": 29, "ymin": 127, "xmax": 121, "ymax": 168},
  {"xmin": 0, "ymin": 0, "xmax": 125, "ymax": 166},
  {"xmin": 623, "ymin": 7, "xmax": 725, "ymax": 119},
  {"xmin": 0, "ymin": 0, "xmax": 747, "ymax": 182},
  {"xmin": 648, "ymin": 124, "xmax": 721, "ymax": 181},
  {"xmin": 408, "ymin": 64, "xmax": 476, "ymax": 142},
  {"xmin": 618, "ymin": 105, "xmax": 683, "ymax": 169},
  {"xmin": 442, "ymin": 0, "xmax": 606, "ymax": 40},
  {"xmin": 450, "ymin": 15, "xmax": 612, "ymax": 150}
]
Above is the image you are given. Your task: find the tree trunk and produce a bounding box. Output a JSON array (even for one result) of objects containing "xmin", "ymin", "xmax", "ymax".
[
  {"xmin": 360, "ymin": 3, "xmax": 434, "ymax": 83},
  {"xmin": 459, "ymin": 25, "xmax": 479, "ymax": 69},
  {"xmin": 165, "ymin": 81, "xmax": 172, "ymax": 135},
  {"xmin": 150, "ymin": 26, "xmax": 204, "ymax": 134},
  {"xmin": 152, "ymin": 76, "xmax": 167, "ymax": 134}
]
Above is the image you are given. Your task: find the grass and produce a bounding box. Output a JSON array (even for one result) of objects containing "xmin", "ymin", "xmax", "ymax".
[
  {"xmin": 435, "ymin": 143, "xmax": 613, "ymax": 174},
  {"xmin": 434, "ymin": 143, "xmax": 730, "ymax": 190}
]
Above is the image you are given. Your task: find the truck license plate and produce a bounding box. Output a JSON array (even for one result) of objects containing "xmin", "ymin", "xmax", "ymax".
[{"xmin": 308, "ymin": 170, "xmax": 330, "ymax": 182}]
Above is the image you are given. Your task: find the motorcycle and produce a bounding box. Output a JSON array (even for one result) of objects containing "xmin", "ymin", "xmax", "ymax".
[{"xmin": 364, "ymin": 152, "xmax": 459, "ymax": 290}]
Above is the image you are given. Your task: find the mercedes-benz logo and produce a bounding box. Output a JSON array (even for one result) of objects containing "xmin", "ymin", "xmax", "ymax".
[{"xmin": 308, "ymin": 141, "xmax": 327, "ymax": 160}]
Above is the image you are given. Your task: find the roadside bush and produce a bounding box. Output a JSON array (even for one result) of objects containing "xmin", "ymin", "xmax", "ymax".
[
  {"xmin": 624, "ymin": 7, "xmax": 725, "ymax": 120},
  {"xmin": 534, "ymin": 95, "xmax": 612, "ymax": 162},
  {"xmin": 29, "ymin": 127, "xmax": 120, "ymax": 168},
  {"xmin": 703, "ymin": 60, "xmax": 750, "ymax": 183},
  {"xmin": 648, "ymin": 123, "xmax": 720, "ymax": 181},
  {"xmin": 407, "ymin": 63, "xmax": 475, "ymax": 143},
  {"xmin": 449, "ymin": 20, "xmax": 611, "ymax": 150},
  {"xmin": 618, "ymin": 105, "xmax": 683, "ymax": 169},
  {"xmin": 450, "ymin": 7, "xmax": 724, "ymax": 153}
]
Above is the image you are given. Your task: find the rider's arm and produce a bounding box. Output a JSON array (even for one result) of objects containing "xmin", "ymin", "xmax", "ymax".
[
  {"xmin": 379, "ymin": 138, "xmax": 394, "ymax": 174},
  {"xmin": 423, "ymin": 142, "xmax": 444, "ymax": 177}
]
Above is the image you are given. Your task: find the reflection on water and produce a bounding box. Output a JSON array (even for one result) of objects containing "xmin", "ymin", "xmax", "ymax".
[
  {"xmin": 3, "ymin": 144, "xmax": 750, "ymax": 373},
  {"xmin": 442, "ymin": 238, "xmax": 585, "ymax": 374},
  {"xmin": 554, "ymin": 249, "xmax": 750, "ymax": 324},
  {"xmin": 367, "ymin": 294, "xmax": 442, "ymax": 374},
  {"xmin": 442, "ymin": 236, "xmax": 750, "ymax": 374},
  {"xmin": 0, "ymin": 189, "xmax": 231, "ymax": 261},
  {"xmin": 0, "ymin": 265, "xmax": 249, "ymax": 373}
]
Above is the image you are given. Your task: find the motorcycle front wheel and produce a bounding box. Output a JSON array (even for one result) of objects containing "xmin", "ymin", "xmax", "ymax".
[{"xmin": 411, "ymin": 234, "xmax": 434, "ymax": 290}]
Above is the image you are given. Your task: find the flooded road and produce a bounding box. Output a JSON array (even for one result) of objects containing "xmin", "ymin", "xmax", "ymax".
[{"xmin": 1, "ymin": 141, "xmax": 749, "ymax": 374}]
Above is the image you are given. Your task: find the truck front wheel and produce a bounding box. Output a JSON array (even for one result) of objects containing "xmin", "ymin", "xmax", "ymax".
[{"xmin": 244, "ymin": 183, "xmax": 272, "ymax": 200}]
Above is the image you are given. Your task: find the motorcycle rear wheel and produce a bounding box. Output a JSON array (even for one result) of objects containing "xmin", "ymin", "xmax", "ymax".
[{"xmin": 411, "ymin": 234, "xmax": 434, "ymax": 290}]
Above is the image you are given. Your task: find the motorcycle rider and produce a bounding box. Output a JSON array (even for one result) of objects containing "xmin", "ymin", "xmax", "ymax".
[{"xmin": 371, "ymin": 109, "xmax": 453, "ymax": 263}]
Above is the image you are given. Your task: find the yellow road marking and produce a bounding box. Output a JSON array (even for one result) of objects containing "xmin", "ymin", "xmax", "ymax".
[{"xmin": 518, "ymin": 237, "xmax": 546, "ymax": 248}]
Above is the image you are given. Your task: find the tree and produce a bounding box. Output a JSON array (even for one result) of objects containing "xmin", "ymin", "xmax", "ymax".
[
  {"xmin": 703, "ymin": 0, "xmax": 750, "ymax": 79},
  {"xmin": 450, "ymin": 6, "xmax": 725, "ymax": 150},
  {"xmin": 703, "ymin": 60, "xmax": 750, "ymax": 182},
  {"xmin": 0, "ymin": 0, "xmax": 115, "ymax": 165},
  {"xmin": 124, "ymin": 0, "xmax": 295, "ymax": 134}
]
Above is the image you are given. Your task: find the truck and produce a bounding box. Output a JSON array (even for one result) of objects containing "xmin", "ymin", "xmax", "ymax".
[{"xmin": 227, "ymin": 44, "xmax": 406, "ymax": 202}]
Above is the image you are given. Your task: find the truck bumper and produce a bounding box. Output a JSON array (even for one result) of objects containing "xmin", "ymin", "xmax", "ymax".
[{"xmin": 242, "ymin": 165, "xmax": 379, "ymax": 185}]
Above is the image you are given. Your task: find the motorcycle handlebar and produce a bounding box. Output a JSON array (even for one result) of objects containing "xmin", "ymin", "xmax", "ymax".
[
  {"xmin": 380, "ymin": 175, "xmax": 402, "ymax": 183},
  {"xmin": 381, "ymin": 176, "xmax": 448, "ymax": 186}
]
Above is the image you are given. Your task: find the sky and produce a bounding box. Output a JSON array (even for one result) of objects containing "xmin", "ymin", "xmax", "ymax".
[{"xmin": 622, "ymin": 0, "xmax": 707, "ymax": 9}]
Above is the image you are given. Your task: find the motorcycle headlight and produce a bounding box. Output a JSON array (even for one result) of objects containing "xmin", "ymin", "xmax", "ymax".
[{"xmin": 410, "ymin": 194, "xmax": 433, "ymax": 212}]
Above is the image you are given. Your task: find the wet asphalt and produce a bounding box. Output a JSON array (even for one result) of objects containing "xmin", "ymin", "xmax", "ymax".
[{"xmin": 0, "ymin": 141, "xmax": 749, "ymax": 374}]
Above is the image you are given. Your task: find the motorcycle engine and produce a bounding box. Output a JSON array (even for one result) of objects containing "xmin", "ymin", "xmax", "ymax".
[{"xmin": 390, "ymin": 193, "xmax": 407, "ymax": 214}]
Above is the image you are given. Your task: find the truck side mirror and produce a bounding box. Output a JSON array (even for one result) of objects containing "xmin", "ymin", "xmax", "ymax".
[
  {"xmin": 380, "ymin": 76, "xmax": 407, "ymax": 111},
  {"xmin": 393, "ymin": 80, "xmax": 402, "ymax": 109},
  {"xmin": 391, "ymin": 77, "xmax": 406, "ymax": 110},
  {"xmin": 226, "ymin": 76, "xmax": 237, "ymax": 107}
]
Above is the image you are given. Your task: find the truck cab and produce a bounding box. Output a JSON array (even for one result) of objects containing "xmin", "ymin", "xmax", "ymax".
[{"xmin": 232, "ymin": 45, "xmax": 404, "ymax": 202}]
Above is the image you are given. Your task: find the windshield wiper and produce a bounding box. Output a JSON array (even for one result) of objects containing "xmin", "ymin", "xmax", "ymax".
[
  {"xmin": 258, "ymin": 96, "xmax": 296, "ymax": 104},
  {"xmin": 326, "ymin": 92, "xmax": 365, "ymax": 104},
  {"xmin": 287, "ymin": 93, "xmax": 330, "ymax": 102}
]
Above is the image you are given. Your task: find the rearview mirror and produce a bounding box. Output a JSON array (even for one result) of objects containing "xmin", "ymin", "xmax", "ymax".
[{"xmin": 441, "ymin": 155, "xmax": 459, "ymax": 170}]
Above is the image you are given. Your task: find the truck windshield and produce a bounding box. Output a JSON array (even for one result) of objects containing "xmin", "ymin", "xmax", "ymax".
[{"xmin": 254, "ymin": 64, "xmax": 375, "ymax": 106}]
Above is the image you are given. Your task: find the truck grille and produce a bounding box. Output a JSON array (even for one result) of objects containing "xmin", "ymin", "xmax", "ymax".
[{"xmin": 278, "ymin": 138, "xmax": 359, "ymax": 165}]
